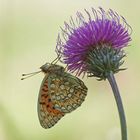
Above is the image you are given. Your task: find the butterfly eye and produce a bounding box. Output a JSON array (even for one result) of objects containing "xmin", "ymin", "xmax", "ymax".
[{"xmin": 40, "ymin": 63, "xmax": 51, "ymax": 73}]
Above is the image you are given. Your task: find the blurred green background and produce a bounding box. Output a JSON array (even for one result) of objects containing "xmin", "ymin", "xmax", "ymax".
[{"xmin": 0, "ymin": 0, "xmax": 139, "ymax": 140}]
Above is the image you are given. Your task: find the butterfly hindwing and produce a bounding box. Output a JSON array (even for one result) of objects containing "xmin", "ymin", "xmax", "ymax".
[{"xmin": 49, "ymin": 72, "xmax": 88, "ymax": 113}]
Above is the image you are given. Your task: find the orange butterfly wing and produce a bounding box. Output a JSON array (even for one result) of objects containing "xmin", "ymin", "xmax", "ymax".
[{"xmin": 38, "ymin": 74, "xmax": 65, "ymax": 129}]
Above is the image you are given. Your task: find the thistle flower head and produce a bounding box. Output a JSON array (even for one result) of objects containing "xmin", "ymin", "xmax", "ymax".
[{"xmin": 56, "ymin": 7, "xmax": 131, "ymax": 79}]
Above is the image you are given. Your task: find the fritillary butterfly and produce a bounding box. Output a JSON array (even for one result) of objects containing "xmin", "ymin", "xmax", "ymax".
[{"xmin": 22, "ymin": 63, "xmax": 88, "ymax": 129}]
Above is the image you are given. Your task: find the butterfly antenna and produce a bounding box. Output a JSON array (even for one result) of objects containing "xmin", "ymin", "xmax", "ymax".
[{"xmin": 21, "ymin": 71, "xmax": 41, "ymax": 80}]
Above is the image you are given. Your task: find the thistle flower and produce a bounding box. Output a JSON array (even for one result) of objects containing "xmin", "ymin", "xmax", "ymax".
[
  {"xmin": 56, "ymin": 7, "xmax": 131, "ymax": 79},
  {"xmin": 56, "ymin": 7, "xmax": 132, "ymax": 140}
]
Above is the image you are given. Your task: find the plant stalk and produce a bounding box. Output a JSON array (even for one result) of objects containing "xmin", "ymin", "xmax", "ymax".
[{"xmin": 107, "ymin": 71, "xmax": 127, "ymax": 140}]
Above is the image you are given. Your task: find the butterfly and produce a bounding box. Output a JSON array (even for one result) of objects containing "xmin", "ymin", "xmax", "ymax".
[{"xmin": 22, "ymin": 62, "xmax": 88, "ymax": 129}]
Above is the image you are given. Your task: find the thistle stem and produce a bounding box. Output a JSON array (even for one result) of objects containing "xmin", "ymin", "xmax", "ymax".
[{"xmin": 107, "ymin": 71, "xmax": 127, "ymax": 140}]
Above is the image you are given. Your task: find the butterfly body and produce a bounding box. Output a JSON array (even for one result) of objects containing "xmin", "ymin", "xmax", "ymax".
[{"xmin": 38, "ymin": 63, "xmax": 88, "ymax": 129}]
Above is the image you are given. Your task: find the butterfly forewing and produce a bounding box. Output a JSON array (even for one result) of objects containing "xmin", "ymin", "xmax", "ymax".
[{"xmin": 38, "ymin": 74, "xmax": 65, "ymax": 129}]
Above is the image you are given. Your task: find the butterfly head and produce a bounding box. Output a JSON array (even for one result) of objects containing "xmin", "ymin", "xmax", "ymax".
[
  {"xmin": 21, "ymin": 63, "xmax": 65, "ymax": 80},
  {"xmin": 40, "ymin": 63, "xmax": 65, "ymax": 74}
]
